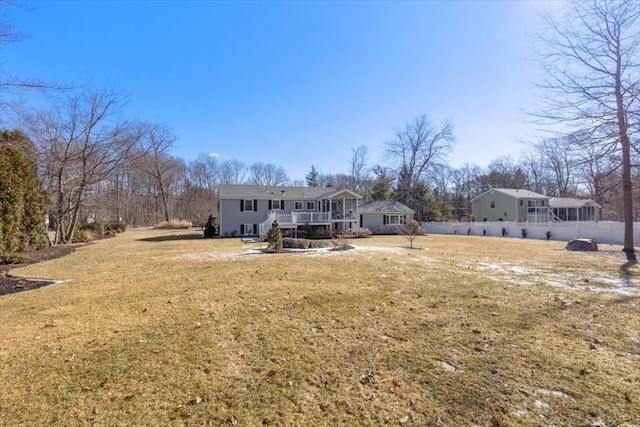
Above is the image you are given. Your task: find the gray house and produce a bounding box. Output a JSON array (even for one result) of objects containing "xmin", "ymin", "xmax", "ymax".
[
  {"xmin": 217, "ymin": 184, "xmax": 362, "ymax": 238},
  {"xmin": 472, "ymin": 188, "xmax": 601, "ymax": 223},
  {"xmin": 358, "ymin": 200, "xmax": 415, "ymax": 234}
]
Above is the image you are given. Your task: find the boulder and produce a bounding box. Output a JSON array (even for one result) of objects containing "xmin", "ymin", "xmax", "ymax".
[{"xmin": 565, "ymin": 238, "xmax": 598, "ymax": 251}]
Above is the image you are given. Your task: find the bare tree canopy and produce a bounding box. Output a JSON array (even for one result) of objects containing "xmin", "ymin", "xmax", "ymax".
[
  {"xmin": 27, "ymin": 88, "xmax": 138, "ymax": 244},
  {"xmin": 248, "ymin": 162, "xmax": 289, "ymax": 186},
  {"xmin": 534, "ymin": 0, "xmax": 639, "ymax": 253},
  {"xmin": 349, "ymin": 145, "xmax": 370, "ymax": 194},
  {"xmin": 386, "ymin": 114, "xmax": 455, "ymax": 219},
  {"xmin": 0, "ymin": 0, "xmax": 66, "ymax": 99}
]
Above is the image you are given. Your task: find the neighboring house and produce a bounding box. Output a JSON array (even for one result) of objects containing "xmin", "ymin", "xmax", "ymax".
[
  {"xmin": 472, "ymin": 188, "xmax": 550, "ymax": 223},
  {"xmin": 217, "ymin": 184, "xmax": 362, "ymax": 238},
  {"xmin": 549, "ymin": 198, "xmax": 600, "ymax": 222},
  {"xmin": 472, "ymin": 188, "xmax": 601, "ymax": 223},
  {"xmin": 358, "ymin": 200, "xmax": 415, "ymax": 234}
]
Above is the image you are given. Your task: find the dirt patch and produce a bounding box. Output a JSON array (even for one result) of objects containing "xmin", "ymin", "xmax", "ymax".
[{"xmin": 0, "ymin": 245, "xmax": 81, "ymax": 296}]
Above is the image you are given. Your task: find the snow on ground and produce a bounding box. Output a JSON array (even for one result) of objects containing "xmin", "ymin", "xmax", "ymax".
[
  {"xmin": 459, "ymin": 261, "xmax": 638, "ymax": 296},
  {"xmin": 173, "ymin": 244, "xmax": 637, "ymax": 296}
]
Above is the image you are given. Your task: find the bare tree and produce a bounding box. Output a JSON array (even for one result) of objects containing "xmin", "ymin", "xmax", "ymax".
[
  {"xmin": 247, "ymin": 162, "xmax": 289, "ymax": 186},
  {"xmin": 219, "ymin": 159, "xmax": 246, "ymax": 184},
  {"xmin": 534, "ymin": 0, "xmax": 639, "ymax": 253},
  {"xmin": 184, "ymin": 154, "xmax": 220, "ymax": 225},
  {"xmin": 385, "ymin": 114, "xmax": 455, "ymax": 214},
  {"xmin": 535, "ymin": 135, "xmax": 580, "ymax": 196},
  {"xmin": 448, "ymin": 163, "xmax": 484, "ymax": 221},
  {"xmin": 0, "ymin": 0, "xmax": 66, "ymax": 113},
  {"xmin": 403, "ymin": 219, "xmax": 423, "ymax": 249},
  {"xmin": 135, "ymin": 123, "xmax": 183, "ymax": 223},
  {"xmin": 29, "ymin": 89, "xmax": 137, "ymax": 244},
  {"xmin": 349, "ymin": 145, "xmax": 370, "ymax": 193}
]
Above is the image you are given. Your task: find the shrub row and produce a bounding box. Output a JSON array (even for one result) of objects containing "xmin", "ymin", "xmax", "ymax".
[
  {"xmin": 153, "ymin": 220, "xmax": 192, "ymax": 230},
  {"xmin": 282, "ymin": 238, "xmax": 332, "ymax": 249},
  {"xmin": 0, "ymin": 251, "xmax": 28, "ymax": 265},
  {"xmin": 76, "ymin": 222, "xmax": 126, "ymax": 242}
]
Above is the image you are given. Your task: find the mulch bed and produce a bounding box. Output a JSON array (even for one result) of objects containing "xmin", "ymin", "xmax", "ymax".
[{"xmin": 0, "ymin": 245, "xmax": 80, "ymax": 296}]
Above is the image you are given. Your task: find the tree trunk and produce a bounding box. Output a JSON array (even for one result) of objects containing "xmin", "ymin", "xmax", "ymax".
[{"xmin": 615, "ymin": 48, "xmax": 635, "ymax": 253}]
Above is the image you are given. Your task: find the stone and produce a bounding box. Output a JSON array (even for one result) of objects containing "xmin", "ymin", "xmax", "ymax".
[{"xmin": 565, "ymin": 238, "xmax": 598, "ymax": 251}]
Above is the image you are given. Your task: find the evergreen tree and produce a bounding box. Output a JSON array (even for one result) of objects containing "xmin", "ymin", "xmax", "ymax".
[
  {"xmin": 266, "ymin": 221, "xmax": 283, "ymax": 252},
  {"xmin": 0, "ymin": 131, "xmax": 49, "ymax": 252},
  {"xmin": 305, "ymin": 165, "xmax": 320, "ymax": 187},
  {"xmin": 202, "ymin": 214, "xmax": 219, "ymax": 238},
  {"xmin": 370, "ymin": 166, "xmax": 394, "ymax": 201}
]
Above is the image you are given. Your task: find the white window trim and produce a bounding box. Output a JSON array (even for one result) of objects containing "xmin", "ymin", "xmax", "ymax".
[
  {"xmin": 272, "ymin": 199, "xmax": 281, "ymax": 210},
  {"xmin": 243, "ymin": 223, "xmax": 254, "ymax": 236},
  {"xmin": 306, "ymin": 201, "xmax": 315, "ymax": 210},
  {"xmin": 294, "ymin": 201, "xmax": 303, "ymax": 210},
  {"xmin": 244, "ymin": 199, "xmax": 253, "ymax": 211},
  {"xmin": 385, "ymin": 214, "xmax": 406, "ymax": 225}
]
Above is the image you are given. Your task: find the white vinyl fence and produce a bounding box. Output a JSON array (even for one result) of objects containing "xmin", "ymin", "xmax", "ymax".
[{"xmin": 422, "ymin": 221, "xmax": 640, "ymax": 246}]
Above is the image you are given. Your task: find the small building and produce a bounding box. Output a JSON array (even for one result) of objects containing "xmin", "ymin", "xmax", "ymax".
[
  {"xmin": 549, "ymin": 198, "xmax": 600, "ymax": 221},
  {"xmin": 358, "ymin": 200, "xmax": 415, "ymax": 234},
  {"xmin": 472, "ymin": 188, "xmax": 550, "ymax": 223}
]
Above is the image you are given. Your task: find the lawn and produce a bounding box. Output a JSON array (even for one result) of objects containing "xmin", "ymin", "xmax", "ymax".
[{"xmin": 0, "ymin": 230, "xmax": 638, "ymax": 426}]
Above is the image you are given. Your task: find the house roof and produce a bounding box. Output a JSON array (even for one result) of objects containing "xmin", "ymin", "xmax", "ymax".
[
  {"xmin": 358, "ymin": 200, "xmax": 414, "ymax": 214},
  {"xmin": 549, "ymin": 197, "xmax": 601, "ymax": 209},
  {"xmin": 217, "ymin": 184, "xmax": 362, "ymax": 200},
  {"xmin": 472, "ymin": 188, "xmax": 549, "ymax": 201}
]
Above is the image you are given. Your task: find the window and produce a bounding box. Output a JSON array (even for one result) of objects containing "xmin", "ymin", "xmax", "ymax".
[
  {"xmin": 384, "ymin": 215, "xmax": 406, "ymax": 225},
  {"xmin": 271, "ymin": 200, "xmax": 281, "ymax": 210},
  {"xmin": 519, "ymin": 200, "xmax": 523, "ymax": 207},
  {"xmin": 294, "ymin": 201, "xmax": 303, "ymax": 210},
  {"xmin": 306, "ymin": 201, "xmax": 315, "ymax": 210},
  {"xmin": 490, "ymin": 201, "xmax": 495, "ymax": 208},
  {"xmin": 243, "ymin": 199, "xmax": 253, "ymax": 211},
  {"xmin": 241, "ymin": 224, "xmax": 256, "ymax": 236}
]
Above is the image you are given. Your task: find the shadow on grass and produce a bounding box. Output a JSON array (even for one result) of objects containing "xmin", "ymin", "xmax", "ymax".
[
  {"xmin": 137, "ymin": 234, "xmax": 203, "ymax": 242},
  {"xmin": 620, "ymin": 251, "xmax": 638, "ymax": 293}
]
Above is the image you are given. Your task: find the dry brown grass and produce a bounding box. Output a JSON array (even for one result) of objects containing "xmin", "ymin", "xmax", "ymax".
[{"xmin": 0, "ymin": 231, "xmax": 638, "ymax": 426}]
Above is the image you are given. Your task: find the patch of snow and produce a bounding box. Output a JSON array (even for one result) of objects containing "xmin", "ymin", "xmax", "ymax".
[
  {"xmin": 513, "ymin": 409, "xmax": 529, "ymax": 418},
  {"xmin": 534, "ymin": 400, "xmax": 550, "ymax": 409},
  {"xmin": 537, "ymin": 389, "xmax": 574, "ymax": 400},
  {"xmin": 459, "ymin": 261, "xmax": 637, "ymax": 296},
  {"xmin": 437, "ymin": 361, "xmax": 457, "ymax": 372}
]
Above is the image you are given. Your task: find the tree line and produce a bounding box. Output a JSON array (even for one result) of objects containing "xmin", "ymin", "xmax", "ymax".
[{"xmin": 1, "ymin": 0, "xmax": 638, "ymax": 252}]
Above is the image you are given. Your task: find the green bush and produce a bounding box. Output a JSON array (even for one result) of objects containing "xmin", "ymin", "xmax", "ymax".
[
  {"xmin": 80, "ymin": 222, "xmax": 102, "ymax": 236},
  {"xmin": 72, "ymin": 228, "xmax": 91, "ymax": 243},
  {"xmin": 266, "ymin": 221, "xmax": 283, "ymax": 252},
  {"xmin": 106, "ymin": 223, "xmax": 126, "ymax": 234},
  {"xmin": 0, "ymin": 251, "xmax": 28, "ymax": 265}
]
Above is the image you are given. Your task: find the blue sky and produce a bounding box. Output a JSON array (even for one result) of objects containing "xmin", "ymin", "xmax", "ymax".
[{"xmin": 2, "ymin": 1, "xmax": 559, "ymax": 181}]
